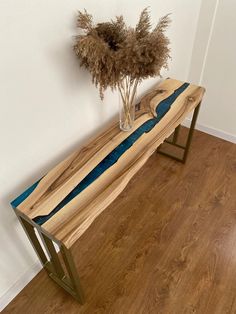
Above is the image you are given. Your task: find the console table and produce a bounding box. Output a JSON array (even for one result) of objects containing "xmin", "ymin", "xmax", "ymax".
[{"xmin": 11, "ymin": 78, "xmax": 205, "ymax": 303}]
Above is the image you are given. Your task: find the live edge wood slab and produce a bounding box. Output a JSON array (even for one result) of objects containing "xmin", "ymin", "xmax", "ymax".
[{"xmin": 11, "ymin": 78, "xmax": 205, "ymax": 303}]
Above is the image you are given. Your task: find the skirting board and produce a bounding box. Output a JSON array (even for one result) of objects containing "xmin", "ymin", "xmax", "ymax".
[
  {"xmin": 0, "ymin": 261, "xmax": 42, "ymax": 311},
  {"xmin": 182, "ymin": 117, "xmax": 236, "ymax": 144}
]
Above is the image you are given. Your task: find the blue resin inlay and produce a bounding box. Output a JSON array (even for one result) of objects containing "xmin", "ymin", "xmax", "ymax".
[
  {"xmin": 11, "ymin": 82, "xmax": 189, "ymax": 225},
  {"xmin": 33, "ymin": 82, "xmax": 189, "ymax": 225},
  {"xmin": 11, "ymin": 180, "xmax": 41, "ymax": 208}
]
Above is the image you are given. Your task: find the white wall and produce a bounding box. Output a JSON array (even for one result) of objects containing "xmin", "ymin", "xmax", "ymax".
[
  {"xmin": 0, "ymin": 0, "xmax": 202, "ymax": 309},
  {"xmin": 188, "ymin": 0, "xmax": 236, "ymax": 142}
]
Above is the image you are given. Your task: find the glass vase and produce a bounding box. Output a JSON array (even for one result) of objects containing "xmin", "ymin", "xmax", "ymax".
[{"xmin": 118, "ymin": 78, "xmax": 138, "ymax": 132}]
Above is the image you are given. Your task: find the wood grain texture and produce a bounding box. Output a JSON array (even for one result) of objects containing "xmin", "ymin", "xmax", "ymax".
[
  {"xmin": 11, "ymin": 78, "xmax": 205, "ymax": 248},
  {"xmin": 4, "ymin": 129, "xmax": 236, "ymax": 314}
]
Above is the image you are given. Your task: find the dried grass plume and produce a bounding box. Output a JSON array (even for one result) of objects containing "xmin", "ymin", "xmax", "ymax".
[{"xmin": 74, "ymin": 8, "xmax": 171, "ymax": 99}]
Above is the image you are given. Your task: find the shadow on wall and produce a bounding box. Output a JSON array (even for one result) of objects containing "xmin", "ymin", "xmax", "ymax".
[
  {"xmin": 50, "ymin": 42, "xmax": 92, "ymax": 93},
  {"xmin": 49, "ymin": 11, "xmax": 97, "ymax": 101},
  {"xmin": 49, "ymin": 40, "xmax": 115, "ymax": 124},
  {"xmin": 0, "ymin": 198, "xmax": 35, "ymax": 272}
]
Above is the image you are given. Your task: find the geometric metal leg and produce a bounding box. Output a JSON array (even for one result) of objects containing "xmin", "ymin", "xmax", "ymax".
[
  {"xmin": 157, "ymin": 102, "xmax": 201, "ymax": 163},
  {"xmin": 182, "ymin": 102, "xmax": 201, "ymax": 163},
  {"xmin": 173, "ymin": 125, "xmax": 181, "ymax": 144},
  {"xmin": 41, "ymin": 233, "xmax": 65, "ymax": 279},
  {"xmin": 15, "ymin": 211, "xmax": 85, "ymax": 304},
  {"xmin": 60, "ymin": 245, "xmax": 85, "ymax": 304},
  {"xmin": 18, "ymin": 216, "xmax": 53, "ymax": 273}
]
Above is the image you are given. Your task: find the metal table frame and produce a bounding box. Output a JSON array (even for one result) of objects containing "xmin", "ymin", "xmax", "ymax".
[
  {"xmin": 14, "ymin": 209, "xmax": 85, "ymax": 304},
  {"xmin": 13, "ymin": 102, "xmax": 201, "ymax": 304},
  {"xmin": 157, "ymin": 102, "xmax": 201, "ymax": 163}
]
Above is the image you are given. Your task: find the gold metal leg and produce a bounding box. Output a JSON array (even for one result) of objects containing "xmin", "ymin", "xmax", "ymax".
[
  {"xmin": 16, "ymin": 211, "xmax": 85, "ymax": 304},
  {"xmin": 173, "ymin": 125, "xmax": 181, "ymax": 144},
  {"xmin": 182, "ymin": 103, "xmax": 201, "ymax": 163},
  {"xmin": 157, "ymin": 102, "xmax": 201, "ymax": 163},
  {"xmin": 61, "ymin": 244, "xmax": 85, "ymax": 303},
  {"xmin": 41, "ymin": 233, "xmax": 65, "ymax": 279}
]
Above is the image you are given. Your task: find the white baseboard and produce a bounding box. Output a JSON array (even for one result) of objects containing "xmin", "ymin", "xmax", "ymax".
[
  {"xmin": 0, "ymin": 261, "xmax": 42, "ymax": 311},
  {"xmin": 182, "ymin": 118, "xmax": 236, "ymax": 144}
]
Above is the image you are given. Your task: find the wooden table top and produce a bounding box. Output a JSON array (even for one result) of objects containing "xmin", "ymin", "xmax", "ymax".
[{"xmin": 11, "ymin": 78, "xmax": 205, "ymax": 248}]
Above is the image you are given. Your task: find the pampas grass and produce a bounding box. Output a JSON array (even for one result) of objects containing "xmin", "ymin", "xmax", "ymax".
[{"xmin": 74, "ymin": 8, "xmax": 171, "ymax": 99}]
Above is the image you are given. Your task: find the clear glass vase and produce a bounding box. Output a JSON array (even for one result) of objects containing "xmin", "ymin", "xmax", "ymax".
[{"xmin": 118, "ymin": 78, "xmax": 138, "ymax": 132}]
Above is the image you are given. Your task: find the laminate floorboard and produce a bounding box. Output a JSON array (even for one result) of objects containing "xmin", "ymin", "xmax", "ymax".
[{"xmin": 3, "ymin": 128, "xmax": 236, "ymax": 314}]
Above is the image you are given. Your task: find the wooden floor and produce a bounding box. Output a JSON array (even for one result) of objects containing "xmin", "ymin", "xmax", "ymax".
[{"xmin": 3, "ymin": 128, "xmax": 236, "ymax": 314}]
